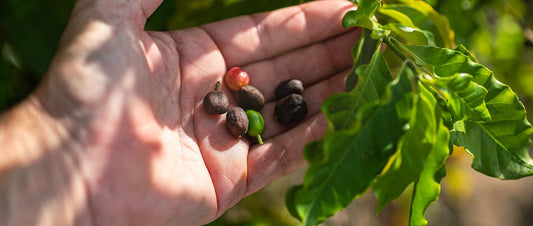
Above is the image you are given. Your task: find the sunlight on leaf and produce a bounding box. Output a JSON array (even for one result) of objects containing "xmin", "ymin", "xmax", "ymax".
[
  {"xmin": 407, "ymin": 45, "xmax": 533, "ymax": 179},
  {"xmin": 381, "ymin": 1, "xmax": 455, "ymax": 48},
  {"xmin": 434, "ymin": 73, "xmax": 490, "ymax": 122},
  {"xmin": 342, "ymin": 0, "xmax": 382, "ymax": 29},
  {"xmin": 384, "ymin": 24, "xmax": 436, "ymax": 46}
]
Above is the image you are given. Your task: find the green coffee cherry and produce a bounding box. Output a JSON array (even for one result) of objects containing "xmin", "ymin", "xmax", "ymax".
[{"xmin": 245, "ymin": 110, "xmax": 264, "ymax": 145}]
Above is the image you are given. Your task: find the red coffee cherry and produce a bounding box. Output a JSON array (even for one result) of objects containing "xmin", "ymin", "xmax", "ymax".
[{"xmin": 225, "ymin": 67, "xmax": 250, "ymax": 91}]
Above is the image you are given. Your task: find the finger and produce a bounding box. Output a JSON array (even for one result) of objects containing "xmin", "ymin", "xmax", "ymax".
[
  {"xmin": 200, "ymin": 0, "xmax": 356, "ymax": 67},
  {"xmin": 241, "ymin": 28, "xmax": 360, "ymax": 102},
  {"xmin": 140, "ymin": 0, "xmax": 164, "ymax": 20}
]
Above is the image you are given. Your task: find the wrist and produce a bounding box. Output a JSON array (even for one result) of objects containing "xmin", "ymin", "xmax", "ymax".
[
  {"xmin": 0, "ymin": 95, "xmax": 91, "ymax": 226},
  {"xmin": 0, "ymin": 95, "xmax": 64, "ymax": 166}
]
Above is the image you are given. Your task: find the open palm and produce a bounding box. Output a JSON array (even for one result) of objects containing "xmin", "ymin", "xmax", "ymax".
[{"xmin": 37, "ymin": 0, "xmax": 359, "ymax": 225}]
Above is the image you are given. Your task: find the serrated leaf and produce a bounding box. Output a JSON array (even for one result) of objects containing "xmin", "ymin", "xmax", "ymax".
[
  {"xmin": 406, "ymin": 45, "xmax": 533, "ymax": 179},
  {"xmin": 342, "ymin": 0, "xmax": 381, "ymax": 29},
  {"xmin": 373, "ymin": 83, "xmax": 438, "ymax": 214},
  {"xmin": 325, "ymin": 50, "xmax": 392, "ymax": 130},
  {"xmin": 435, "ymin": 73, "xmax": 490, "ymax": 122},
  {"xmin": 410, "ymin": 116, "xmax": 450, "ymax": 226},
  {"xmin": 290, "ymin": 63, "xmax": 415, "ymax": 226},
  {"xmin": 346, "ymin": 29, "xmax": 383, "ymax": 91},
  {"xmin": 382, "ymin": 1, "xmax": 454, "ymax": 48}
]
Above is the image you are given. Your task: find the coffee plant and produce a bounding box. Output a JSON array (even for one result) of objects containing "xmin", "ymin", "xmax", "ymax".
[{"xmin": 285, "ymin": 0, "xmax": 533, "ymax": 225}]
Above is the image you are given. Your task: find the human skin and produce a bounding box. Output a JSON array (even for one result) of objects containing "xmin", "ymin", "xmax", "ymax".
[{"xmin": 0, "ymin": 0, "xmax": 360, "ymax": 225}]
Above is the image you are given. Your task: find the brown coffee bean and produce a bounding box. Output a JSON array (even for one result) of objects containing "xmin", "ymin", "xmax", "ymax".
[
  {"xmin": 203, "ymin": 81, "xmax": 229, "ymax": 114},
  {"xmin": 226, "ymin": 107, "xmax": 249, "ymax": 138},
  {"xmin": 237, "ymin": 85, "xmax": 265, "ymax": 111}
]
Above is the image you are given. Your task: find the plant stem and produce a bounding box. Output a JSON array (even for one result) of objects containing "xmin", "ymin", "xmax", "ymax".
[
  {"xmin": 383, "ymin": 37, "xmax": 408, "ymax": 62},
  {"xmin": 215, "ymin": 80, "xmax": 221, "ymax": 90},
  {"xmin": 256, "ymin": 135, "xmax": 263, "ymax": 145},
  {"xmin": 383, "ymin": 37, "xmax": 421, "ymax": 75}
]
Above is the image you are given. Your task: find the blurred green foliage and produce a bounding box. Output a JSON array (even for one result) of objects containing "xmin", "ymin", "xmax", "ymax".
[
  {"xmin": 0, "ymin": 0, "xmax": 76, "ymax": 111},
  {"xmin": 145, "ymin": 0, "xmax": 300, "ymax": 30},
  {"xmin": 0, "ymin": 0, "xmax": 532, "ymax": 223}
]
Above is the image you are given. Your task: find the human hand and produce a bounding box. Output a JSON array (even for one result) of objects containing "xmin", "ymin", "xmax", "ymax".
[{"xmin": 0, "ymin": 0, "xmax": 359, "ymax": 225}]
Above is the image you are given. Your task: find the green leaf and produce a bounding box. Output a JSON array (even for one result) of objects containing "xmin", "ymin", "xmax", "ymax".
[
  {"xmin": 410, "ymin": 116, "xmax": 450, "ymax": 226},
  {"xmin": 303, "ymin": 140, "xmax": 326, "ymax": 163},
  {"xmin": 378, "ymin": 7, "xmax": 416, "ymax": 27},
  {"xmin": 373, "ymin": 82, "xmax": 438, "ymax": 214},
  {"xmin": 345, "ymin": 29, "xmax": 383, "ymax": 91},
  {"xmin": 434, "ymin": 73, "xmax": 490, "ymax": 122},
  {"xmin": 384, "ymin": 24, "xmax": 436, "ymax": 46},
  {"xmin": 406, "ymin": 45, "xmax": 533, "ymax": 179},
  {"xmin": 452, "ymin": 111, "xmax": 533, "ymax": 179},
  {"xmin": 325, "ymin": 50, "xmax": 392, "ymax": 130},
  {"xmin": 342, "ymin": 0, "xmax": 381, "ymax": 29},
  {"xmin": 286, "ymin": 184, "xmax": 303, "ymax": 221},
  {"xmin": 382, "ymin": 1, "xmax": 454, "ymax": 48},
  {"xmin": 289, "ymin": 63, "xmax": 415, "ymax": 225},
  {"xmin": 454, "ymin": 44, "xmax": 476, "ymax": 62}
]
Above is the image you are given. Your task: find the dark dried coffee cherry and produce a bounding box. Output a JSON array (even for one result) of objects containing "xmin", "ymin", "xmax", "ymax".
[
  {"xmin": 237, "ymin": 85, "xmax": 265, "ymax": 111},
  {"xmin": 203, "ymin": 81, "xmax": 229, "ymax": 114},
  {"xmin": 275, "ymin": 94, "xmax": 308, "ymax": 124},
  {"xmin": 275, "ymin": 79, "xmax": 304, "ymax": 100},
  {"xmin": 226, "ymin": 107, "xmax": 249, "ymax": 138}
]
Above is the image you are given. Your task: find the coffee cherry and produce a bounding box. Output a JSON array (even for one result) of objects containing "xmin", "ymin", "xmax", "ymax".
[
  {"xmin": 246, "ymin": 110, "xmax": 264, "ymax": 145},
  {"xmin": 225, "ymin": 67, "xmax": 250, "ymax": 91},
  {"xmin": 275, "ymin": 79, "xmax": 304, "ymax": 100},
  {"xmin": 203, "ymin": 81, "xmax": 229, "ymax": 114},
  {"xmin": 226, "ymin": 107, "xmax": 249, "ymax": 138},
  {"xmin": 237, "ymin": 85, "xmax": 265, "ymax": 111},
  {"xmin": 275, "ymin": 94, "xmax": 308, "ymax": 124}
]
